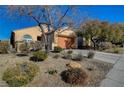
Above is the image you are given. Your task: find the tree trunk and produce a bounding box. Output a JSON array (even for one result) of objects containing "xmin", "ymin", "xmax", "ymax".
[
  {"xmin": 38, "ymin": 24, "xmax": 54, "ymax": 54},
  {"xmin": 38, "ymin": 24, "xmax": 49, "ymax": 53},
  {"xmin": 91, "ymin": 38, "xmax": 96, "ymax": 50}
]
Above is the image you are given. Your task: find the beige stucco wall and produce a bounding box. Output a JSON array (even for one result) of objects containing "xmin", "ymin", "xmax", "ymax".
[
  {"xmin": 14, "ymin": 26, "xmax": 42, "ymax": 42},
  {"xmin": 13, "ymin": 26, "xmax": 77, "ymax": 51},
  {"xmin": 54, "ymin": 29, "xmax": 76, "ymax": 48}
]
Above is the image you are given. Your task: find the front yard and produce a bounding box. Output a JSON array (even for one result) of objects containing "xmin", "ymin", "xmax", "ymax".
[{"xmin": 0, "ymin": 52, "xmax": 113, "ymax": 87}]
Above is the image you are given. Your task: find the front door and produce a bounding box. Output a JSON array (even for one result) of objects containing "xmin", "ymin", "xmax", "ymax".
[{"xmin": 77, "ymin": 37, "xmax": 83, "ymax": 49}]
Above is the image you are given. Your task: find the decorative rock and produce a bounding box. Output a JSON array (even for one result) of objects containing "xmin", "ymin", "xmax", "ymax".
[{"xmin": 66, "ymin": 61, "xmax": 82, "ymax": 69}]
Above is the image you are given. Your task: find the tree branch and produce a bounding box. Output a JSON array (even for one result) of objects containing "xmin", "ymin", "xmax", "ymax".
[
  {"xmin": 28, "ymin": 14, "xmax": 40, "ymax": 24},
  {"xmin": 57, "ymin": 7, "xmax": 70, "ymax": 27}
]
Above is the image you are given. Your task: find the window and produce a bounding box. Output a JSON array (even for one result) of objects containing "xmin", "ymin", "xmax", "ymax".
[
  {"xmin": 37, "ymin": 36, "xmax": 42, "ymax": 41},
  {"xmin": 23, "ymin": 35, "xmax": 32, "ymax": 42}
]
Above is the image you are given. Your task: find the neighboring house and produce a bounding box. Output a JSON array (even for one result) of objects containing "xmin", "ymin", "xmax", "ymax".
[{"xmin": 10, "ymin": 26, "xmax": 77, "ymax": 52}]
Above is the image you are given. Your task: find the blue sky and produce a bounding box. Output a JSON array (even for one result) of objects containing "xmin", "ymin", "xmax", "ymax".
[{"xmin": 0, "ymin": 5, "xmax": 124, "ymax": 40}]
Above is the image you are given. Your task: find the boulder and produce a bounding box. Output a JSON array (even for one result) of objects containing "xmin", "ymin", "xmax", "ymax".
[{"xmin": 66, "ymin": 61, "xmax": 82, "ymax": 69}]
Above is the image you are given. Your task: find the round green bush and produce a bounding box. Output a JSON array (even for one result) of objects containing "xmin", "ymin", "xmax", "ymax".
[
  {"xmin": 87, "ymin": 51, "xmax": 95, "ymax": 59},
  {"xmin": 62, "ymin": 54, "xmax": 71, "ymax": 59},
  {"xmin": 54, "ymin": 46, "xmax": 63, "ymax": 53},
  {"xmin": 61, "ymin": 51, "xmax": 72, "ymax": 59},
  {"xmin": 2, "ymin": 62, "xmax": 39, "ymax": 87},
  {"xmin": 32, "ymin": 51, "xmax": 48, "ymax": 61},
  {"xmin": 71, "ymin": 53, "xmax": 83, "ymax": 61},
  {"xmin": 67, "ymin": 50, "xmax": 73, "ymax": 54}
]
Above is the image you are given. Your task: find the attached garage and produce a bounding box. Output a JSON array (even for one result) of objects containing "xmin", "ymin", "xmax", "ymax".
[{"xmin": 58, "ymin": 35, "xmax": 76, "ymax": 49}]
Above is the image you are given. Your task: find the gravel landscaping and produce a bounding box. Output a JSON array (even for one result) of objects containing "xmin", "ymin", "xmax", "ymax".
[{"xmin": 0, "ymin": 53, "xmax": 113, "ymax": 87}]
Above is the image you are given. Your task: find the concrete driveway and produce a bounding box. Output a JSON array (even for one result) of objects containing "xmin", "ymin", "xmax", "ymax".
[{"xmin": 72, "ymin": 49, "xmax": 122, "ymax": 64}]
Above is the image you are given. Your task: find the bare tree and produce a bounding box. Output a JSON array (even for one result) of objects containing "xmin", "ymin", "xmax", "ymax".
[{"xmin": 8, "ymin": 5, "xmax": 77, "ymax": 53}]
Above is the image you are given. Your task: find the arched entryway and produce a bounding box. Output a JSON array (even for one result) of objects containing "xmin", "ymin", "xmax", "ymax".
[{"xmin": 23, "ymin": 34, "xmax": 33, "ymax": 42}]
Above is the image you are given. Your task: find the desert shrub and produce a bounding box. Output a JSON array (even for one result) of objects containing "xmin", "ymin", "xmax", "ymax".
[
  {"xmin": 0, "ymin": 41, "xmax": 9, "ymax": 54},
  {"xmin": 113, "ymin": 47, "xmax": 120, "ymax": 54},
  {"xmin": 16, "ymin": 53, "xmax": 28, "ymax": 57},
  {"xmin": 53, "ymin": 54, "xmax": 59, "ymax": 59},
  {"xmin": 54, "ymin": 46, "xmax": 63, "ymax": 53},
  {"xmin": 3, "ymin": 62, "xmax": 39, "ymax": 87},
  {"xmin": 30, "ymin": 41, "xmax": 43, "ymax": 51},
  {"xmin": 87, "ymin": 51, "xmax": 95, "ymax": 58},
  {"xmin": 19, "ymin": 42, "xmax": 29, "ymax": 54},
  {"xmin": 87, "ymin": 67, "xmax": 93, "ymax": 71},
  {"xmin": 99, "ymin": 42, "xmax": 113, "ymax": 50},
  {"xmin": 45, "ymin": 69, "xmax": 58, "ymax": 75},
  {"xmin": 9, "ymin": 47, "xmax": 16, "ymax": 54},
  {"xmin": 0, "ymin": 47, "xmax": 8, "ymax": 54},
  {"xmin": 71, "ymin": 53, "xmax": 83, "ymax": 61},
  {"xmin": 31, "ymin": 51, "xmax": 48, "ymax": 61},
  {"xmin": 61, "ymin": 68, "xmax": 88, "ymax": 85},
  {"xmin": 61, "ymin": 50, "xmax": 72, "ymax": 59},
  {"xmin": 67, "ymin": 50, "xmax": 73, "ymax": 54},
  {"xmin": 62, "ymin": 53, "xmax": 72, "ymax": 59}
]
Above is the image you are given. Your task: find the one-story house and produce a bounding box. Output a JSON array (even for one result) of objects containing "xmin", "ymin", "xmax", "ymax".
[{"xmin": 10, "ymin": 26, "xmax": 77, "ymax": 52}]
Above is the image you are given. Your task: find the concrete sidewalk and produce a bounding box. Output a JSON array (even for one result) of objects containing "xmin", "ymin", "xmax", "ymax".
[{"xmin": 100, "ymin": 54, "xmax": 124, "ymax": 87}]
